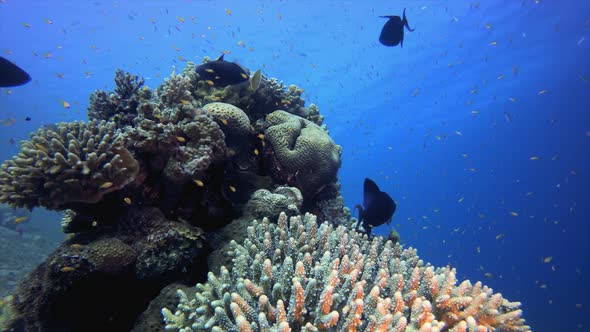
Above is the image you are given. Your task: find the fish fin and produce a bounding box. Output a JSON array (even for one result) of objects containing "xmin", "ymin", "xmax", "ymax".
[
  {"xmin": 250, "ymin": 69, "xmax": 262, "ymax": 91},
  {"xmin": 403, "ymin": 8, "xmax": 415, "ymax": 32},
  {"xmin": 354, "ymin": 204, "xmax": 364, "ymax": 230},
  {"xmin": 379, "ymin": 15, "xmax": 396, "ymax": 18},
  {"xmin": 216, "ymin": 54, "xmax": 225, "ymax": 61},
  {"xmin": 363, "ymin": 178, "xmax": 380, "ymax": 207}
]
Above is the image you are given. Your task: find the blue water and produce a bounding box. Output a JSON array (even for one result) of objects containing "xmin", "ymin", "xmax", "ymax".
[{"xmin": 1, "ymin": 1, "xmax": 589, "ymax": 331}]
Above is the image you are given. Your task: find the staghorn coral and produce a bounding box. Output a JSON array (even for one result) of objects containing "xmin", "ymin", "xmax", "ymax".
[
  {"xmin": 88, "ymin": 69, "xmax": 147, "ymax": 126},
  {"xmin": 163, "ymin": 212, "xmax": 530, "ymax": 332},
  {"xmin": 264, "ymin": 110, "xmax": 342, "ymax": 198},
  {"xmin": 0, "ymin": 120, "xmax": 139, "ymax": 210}
]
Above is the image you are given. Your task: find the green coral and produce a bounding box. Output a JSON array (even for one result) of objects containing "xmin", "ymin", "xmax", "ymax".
[
  {"xmin": 264, "ymin": 110, "xmax": 342, "ymax": 197},
  {"xmin": 0, "ymin": 120, "xmax": 139, "ymax": 210}
]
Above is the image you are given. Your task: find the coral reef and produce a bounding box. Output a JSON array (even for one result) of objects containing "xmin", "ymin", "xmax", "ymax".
[
  {"xmin": 0, "ymin": 120, "xmax": 139, "ymax": 210},
  {"xmin": 264, "ymin": 110, "xmax": 342, "ymax": 199},
  {"xmin": 0, "ymin": 57, "xmax": 528, "ymax": 332},
  {"xmin": 163, "ymin": 212, "xmax": 529, "ymax": 332},
  {"xmin": 3, "ymin": 207, "xmax": 207, "ymax": 332}
]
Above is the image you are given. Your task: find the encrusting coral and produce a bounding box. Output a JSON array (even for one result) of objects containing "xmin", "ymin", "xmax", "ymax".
[
  {"xmin": 264, "ymin": 110, "xmax": 342, "ymax": 199},
  {"xmin": 163, "ymin": 212, "xmax": 530, "ymax": 332},
  {"xmin": 0, "ymin": 120, "xmax": 139, "ymax": 210}
]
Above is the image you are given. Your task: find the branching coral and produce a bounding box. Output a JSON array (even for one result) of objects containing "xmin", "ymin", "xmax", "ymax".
[
  {"xmin": 88, "ymin": 69, "xmax": 147, "ymax": 126},
  {"xmin": 163, "ymin": 212, "xmax": 530, "ymax": 332},
  {"xmin": 264, "ymin": 110, "xmax": 342, "ymax": 198},
  {"xmin": 0, "ymin": 120, "xmax": 139, "ymax": 210}
]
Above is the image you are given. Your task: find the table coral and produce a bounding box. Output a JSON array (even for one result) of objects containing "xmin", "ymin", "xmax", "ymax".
[
  {"xmin": 0, "ymin": 120, "xmax": 139, "ymax": 210},
  {"xmin": 163, "ymin": 212, "xmax": 530, "ymax": 332},
  {"xmin": 264, "ymin": 110, "xmax": 342, "ymax": 199}
]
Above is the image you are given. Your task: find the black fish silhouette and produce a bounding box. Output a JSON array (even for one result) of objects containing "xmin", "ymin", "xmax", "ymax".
[
  {"xmin": 195, "ymin": 54, "xmax": 249, "ymax": 87},
  {"xmin": 0, "ymin": 56, "xmax": 31, "ymax": 87},
  {"xmin": 355, "ymin": 178, "xmax": 396, "ymax": 237},
  {"xmin": 379, "ymin": 8, "xmax": 415, "ymax": 47}
]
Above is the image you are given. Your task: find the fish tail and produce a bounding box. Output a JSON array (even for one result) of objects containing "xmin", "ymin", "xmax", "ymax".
[{"xmin": 403, "ymin": 8, "xmax": 415, "ymax": 32}]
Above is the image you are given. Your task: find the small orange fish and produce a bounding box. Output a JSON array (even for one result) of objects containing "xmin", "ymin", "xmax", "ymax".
[
  {"xmin": 176, "ymin": 136, "xmax": 186, "ymax": 143},
  {"xmin": 225, "ymin": 8, "xmax": 232, "ymax": 15},
  {"xmin": 205, "ymin": 80, "xmax": 215, "ymax": 86},
  {"xmin": 229, "ymin": 185, "xmax": 236, "ymax": 193},
  {"xmin": 123, "ymin": 197, "xmax": 132, "ymax": 205},
  {"xmin": 70, "ymin": 243, "xmax": 83, "ymax": 249},
  {"xmin": 509, "ymin": 211, "xmax": 519, "ymax": 217},
  {"xmin": 253, "ymin": 148, "xmax": 259, "ymax": 156},
  {"xmin": 61, "ymin": 266, "xmax": 76, "ymax": 272},
  {"xmin": 44, "ymin": 52, "xmax": 52, "ymax": 59},
  {"xmin": 220, "ymin": 119, "xmax": 228, "ymax": 125},
  {"xmin": 240, "ymin": 73, "xmax": 248, "ymax": 79},
  {"xmin": 181, "ymin": 100, "xmax": 190, "ymax": 106},
  {"xmin": 257, "ymin": 133, "xmax": 265, "ymax": 140},
  {"xmin": 14, "ymin": 216, "xmax": 29, "ymax": 224},
  {"xmin": 205, "ymin": 68, "xmax": 215, "ymax": 73},
  {"xmin": 100, "ymin": 182, "xmax": 114, "ymax": 189},
  {"xmin": 178, "ymin": 16, "xmax": 185, "ymax": 23},
  {"xmin": 61, "ymin": 100, "xmax": 70, "ymax": 108},
  {"xmin": 194, "ymin": 179, "xmax": 204, "ymax": 187},
  {"xmin": 45, "ymin": 19, "xmax": 53, "ymax": 24}
]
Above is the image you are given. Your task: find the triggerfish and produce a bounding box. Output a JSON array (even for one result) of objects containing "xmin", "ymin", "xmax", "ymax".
[
  {"xmin": 195, "ymin": 54, "xmax": 261, "ymax": 90},
  {"xmin": 0, "ymin": 56, "xmax": 31, "ymax": 87},
  {"xmin": 378, "ymin": 8, "xmax": 415, "ymax": 47},
  {"xmin": 355, "ymin": 178, "xmax": 397, "ymax": 237}
]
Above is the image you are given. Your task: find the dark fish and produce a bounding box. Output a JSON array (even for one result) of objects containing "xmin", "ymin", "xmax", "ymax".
[
  {"xmin": 379, "ymin": 8, "xmax": 415, "ymax": 47},
  {"xmin": 0, "ymin": 56, "xmax": 31, "ymax": 87},
  {"xmin": 25, "ymin": 116, "xmax": 31, "ymax": 121},
  {"xmin": 195, "ymin": 54, "xmax": 249, "ymax": 87},
  {"xmin": 355, "ymin": 178, "xmax": 396, "ymax": 237}
]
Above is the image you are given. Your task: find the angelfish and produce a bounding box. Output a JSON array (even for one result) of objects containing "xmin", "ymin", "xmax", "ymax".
[
  {"xmin": 355, "ymin": 178, "xmax": 397, "ymax": 238},
  {"xmin": 379, "ymin": 8, "xmax": 415, "ymax": 47}
]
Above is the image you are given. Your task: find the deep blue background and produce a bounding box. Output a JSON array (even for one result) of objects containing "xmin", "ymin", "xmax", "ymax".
[{"xmin": 1, "ymin": 1, "xmax": 589, "ymax": 331}]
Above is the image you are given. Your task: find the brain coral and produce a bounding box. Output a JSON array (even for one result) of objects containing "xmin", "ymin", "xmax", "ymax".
[
  {"xmin": 264, "ymin": 110, "xmax": 342, "ymax": 198},
  {"xmin": 0, "ymin": 120, "xmax": 139, "ymax": 210},
  {"xmin": 162, "ymin": 212, "xmax": 529, "ymax": 332},
  {"xmin": 202, "ymin": 102, "xmax": 252, "ymax": 143}
]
